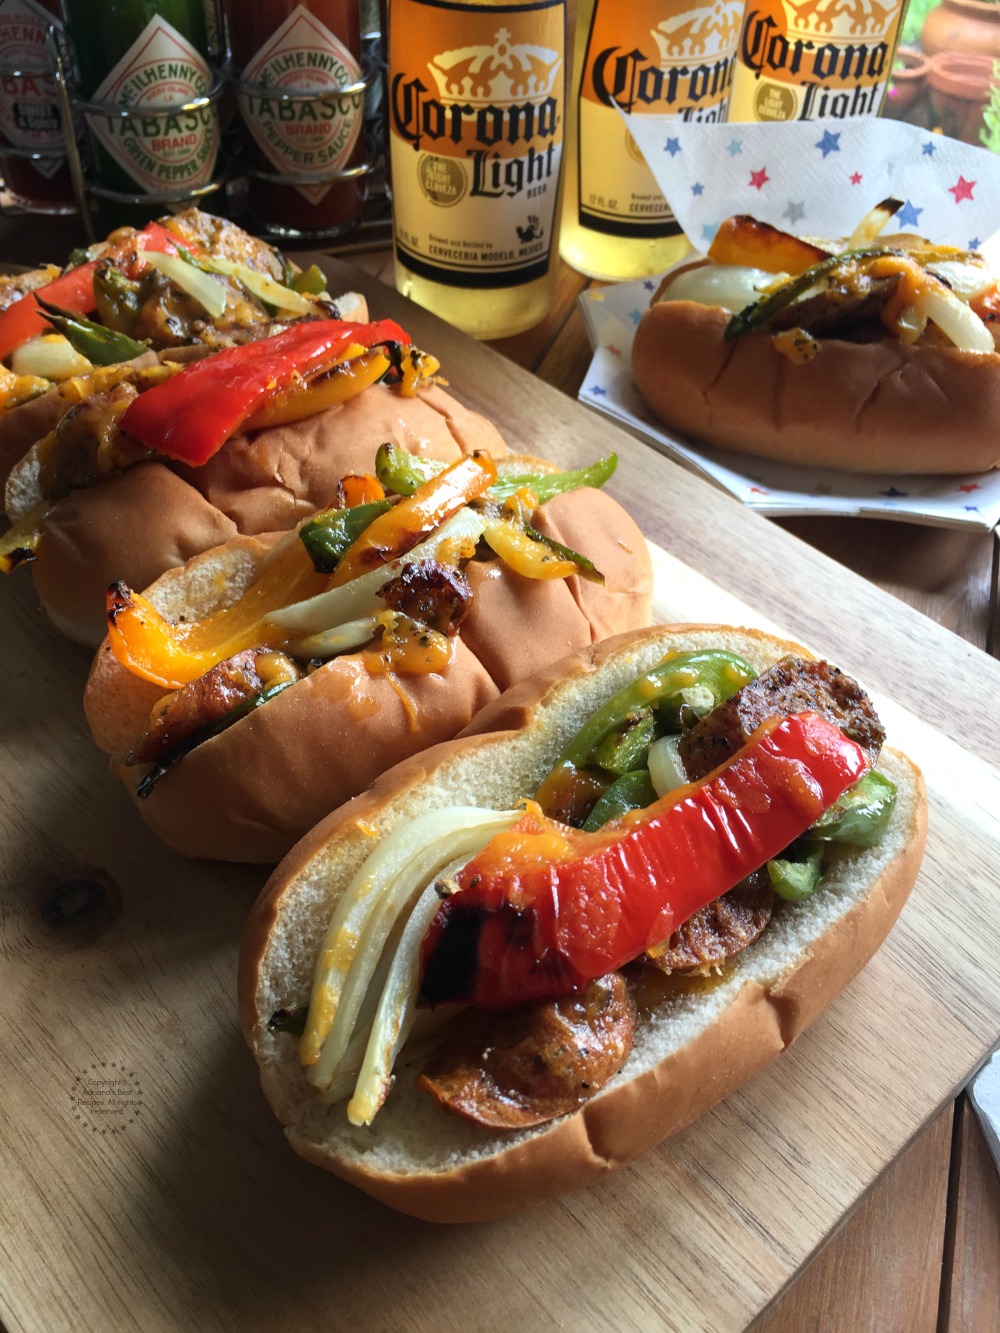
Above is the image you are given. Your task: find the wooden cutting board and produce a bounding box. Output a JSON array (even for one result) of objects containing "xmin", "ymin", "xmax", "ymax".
[{"xmin": 2, "ymin": 259, "xmax": 999, "ymax": 1333}]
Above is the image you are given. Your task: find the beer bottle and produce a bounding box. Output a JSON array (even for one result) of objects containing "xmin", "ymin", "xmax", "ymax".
[
  {"xmin": 60, "ymin": 0, "xmax": 221, "ymax": 215},
  {"xmin": 561, "ymin": 0, "xmax": 741, "ymax": 282},
  {"xmin": 222, "ymin": 0, "xmax": 367, "ymax": 238},
  {"xmin": 387, "ymin": 0, "xmax": 567, "ymax": 340},
  {"xmin": 0, "ymin": 0, "xmax": 76, "ymax": 212},
  {"xmin": 728, "ymin": 0, "xmax": 907, "ymax": 123}
]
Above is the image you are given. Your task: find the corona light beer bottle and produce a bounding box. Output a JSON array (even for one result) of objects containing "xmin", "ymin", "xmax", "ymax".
[
  {"xmin": 728, "ymin": 0, "xmax": 907, "ymax": 122},
  {"xmin": 387, "ymin": 0, "xmax": 567, "ymax": 339},
  {"xmin": 561, "ymin": 0, "xmax": 742, "ymax": 281}
]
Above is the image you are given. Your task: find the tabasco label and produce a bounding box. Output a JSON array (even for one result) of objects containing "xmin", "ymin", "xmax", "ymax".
[
  {"xmin": 237, "ymin": 4, "xmax": 363, "ymax": 205},
  {"xmin": 84, "ymin": 16, "xmax": 219, "ymax": 195},
  {"xmin": 578, "ymin": 0, "xmax": 742, "ymax": 239},
  {"xmin": 728, "ymin": 0, "xmax": 906, "ymax": 122},
  {"xmin": 0, "ymin": 0, "xmax": 65, "ymax": 180},
  {"xmin": 389, "ymin": 0, "xmax": 566, "ymax": 289}
]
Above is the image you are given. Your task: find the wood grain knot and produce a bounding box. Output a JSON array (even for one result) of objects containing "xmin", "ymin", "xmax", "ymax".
[{"xmin": 39, "ymin": 871, "xmax": 121, "ymax": 944}]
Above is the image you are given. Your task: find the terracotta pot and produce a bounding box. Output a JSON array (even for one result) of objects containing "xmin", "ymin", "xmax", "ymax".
[
  {"xmin": 885, "ymin": 47, "xmax": 932, "ymax": 122},
  {"xmin": 922, "ymin": 0, "xmax": 1000, "ymax": 60},
  {"xmin": 927, "ymin": 50, "xmax": 995, "ymax": 141}
]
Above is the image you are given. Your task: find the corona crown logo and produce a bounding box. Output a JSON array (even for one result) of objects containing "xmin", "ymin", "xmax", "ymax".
[
  {"xmin": 427, "ymin": 27, "xmax": 561, "ymax": 106},
  {"xmin": 652, "ymin": 0, "xmax": 744, "ymax": 59},
  {"xmin": 781, "ymin": 0, "xmax": 898, "ymax": 38}
]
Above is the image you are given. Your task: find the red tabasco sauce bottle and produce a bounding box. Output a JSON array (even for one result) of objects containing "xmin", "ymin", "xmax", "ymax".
[
  {"xmin": 60, "ymin": 0, "xmax": 221, "ymax": 219},
  {"xmin": 223, "ymin": 0, "xmax": 367, "ymax": 237},
  {"xmin": 0, "ymin": 0, "xmax": 76, "ymax": 211}
]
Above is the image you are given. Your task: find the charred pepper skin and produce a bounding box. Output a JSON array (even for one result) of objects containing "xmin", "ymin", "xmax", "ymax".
[{"xmin": 419, "ymin": 712, "xmax": 870, "ymax": 1010}]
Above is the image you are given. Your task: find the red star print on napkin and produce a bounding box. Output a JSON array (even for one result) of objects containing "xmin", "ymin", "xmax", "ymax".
[
  {"xmin": 948, "ymin": 176, "xmax": 976, "ymax": 203},
  {"xmin": 850, "ymin": 171, "xmax": 862, "ymax": 184},
  {"xmin": 749, "ymin": 168, "xmax": 769, "ymax": 190}
]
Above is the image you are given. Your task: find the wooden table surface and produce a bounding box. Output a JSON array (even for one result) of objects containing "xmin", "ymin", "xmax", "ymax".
[{"xmin": 1, "ymin": 205, "xmax": 998, "ymax": 1331}]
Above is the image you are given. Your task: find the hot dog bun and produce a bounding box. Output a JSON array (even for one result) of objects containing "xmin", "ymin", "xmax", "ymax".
[
  {"xmin": 83, "ymin": 466, "xmax": 653, "ymax": 862},
  {"xmin": 238, "ymin": 624, "xmax": 926, "ymax": 1222},
  {"xmin": 12, "ymin": 380, "xmax": 507, "ymax": 647},
  {"xmin": 632, "ymin": 298, "xmax": 1000, "ymax": 475}
]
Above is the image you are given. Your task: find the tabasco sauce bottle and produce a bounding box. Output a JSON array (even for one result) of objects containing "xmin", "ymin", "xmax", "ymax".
[
  {"xmin": 387, "ymin": 0, "xmax": 567, "ymax": 339},
  {"xmin": 0, "ymin": 0, "xmax": 76, "ymax": 212},
  {"xmin": 223, "ymin": 0, "xmax": 367, "ymax": 238},
  {"xmin": 60, "ymin": 0, "xmax": 221, "ymax": 219},
  {"xmin": 728, "ymin": 0, "xmax": 907, "ymax": 122}
]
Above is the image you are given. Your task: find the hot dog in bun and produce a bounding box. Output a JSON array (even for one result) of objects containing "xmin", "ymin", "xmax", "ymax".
[
  {"xmin": 84, "ymin": 450, "xmax": 652, "ymax": 862},
  {"xmin": 238, "ymin": 623, "xmax": 926, "ymax": 1221},
  {"xmin": 632, "ymin": 200, "xmax": 1000, "ymax": 474},
  {"xmin": 3, "ymin": 316, "xmax": 505, "ymax": 646}
]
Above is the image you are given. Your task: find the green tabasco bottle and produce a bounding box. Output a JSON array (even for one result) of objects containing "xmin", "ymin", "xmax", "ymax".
[{"xmin": 60, "ymin": 0, "xmax": 222, "ymax": 221}]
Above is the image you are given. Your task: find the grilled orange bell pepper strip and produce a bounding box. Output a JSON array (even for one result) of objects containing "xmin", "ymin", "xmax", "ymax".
[
  {"xmin": 0, "ymin": 221, "xmax": 180, "ymax": 363},
  {"xmin": 242, "ymin": 347, "xmax": 393, "ymax": 431},
  {"xmin": 106, "ymin": 456, "xmax": 493, "ymax": 688},
  {"xmin": 120, "ymin": 318, "xmax": 410, "ymax": 467},
  {"xmin": 707, "ymin": 215, "xmax": 828, "ymax": 277},
  {"xmin": 106, "ymin": 532, "xmax": 328, "ymax": 689},
  {"xmin": 481, "ymin": 519, "xmax": 579, "ymax": 580},
  {"xmin": 329, "ymin": 452, "xmax": 497, "ymax": 587},
  {"xmin": 419, "ymin": 712, "xmax": 869, "ymax": 1008}
]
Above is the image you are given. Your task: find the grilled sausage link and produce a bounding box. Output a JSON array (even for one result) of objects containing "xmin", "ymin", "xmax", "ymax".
[
  {"xmin": 419, "ymin": 972, "xmax": 637, "ymax": 1130},
  {"xmin": 679, "ymin": 656, "xmax": 884, "ymax": 782}
]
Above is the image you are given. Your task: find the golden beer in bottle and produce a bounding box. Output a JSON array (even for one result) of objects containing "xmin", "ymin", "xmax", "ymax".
[
  {"xmin": 387, "ymin": 0, "xmax": 567, "ymax": 339},
  {"xmin": 561, "ymin": 0, "xmax": 743, "ymax": 281},
  {"xmin": 728, "ymin": 0, "xmax": 907, "ymax": 122}
]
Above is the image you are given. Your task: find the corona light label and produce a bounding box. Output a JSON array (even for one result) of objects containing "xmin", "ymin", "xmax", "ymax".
[
  {"xmin": 728, "ymin": 0, "xmax": 906, "ymax": 122},
  {"xmin": 238, "ymin": 4, "xmax": 363, "ymax": 205},
  {"xmin": 388, "ymin": 0, "xmax": 565, "ymax": 290},
  {"xmin": 0, "ymin": 0, "xmax": 66, "ymax": 180},
  {"xmin": 85, "ymin": 16, "xmax": 219, "ymax": 195},
  {"xmin": 577, "ymin": 0, "xmax": 743, "ymax": 239}
]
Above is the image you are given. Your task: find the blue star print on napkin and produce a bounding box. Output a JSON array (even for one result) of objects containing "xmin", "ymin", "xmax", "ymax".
[{"xmin": 815, "ymin": 130, "xmax": 840, "ymax": 157}]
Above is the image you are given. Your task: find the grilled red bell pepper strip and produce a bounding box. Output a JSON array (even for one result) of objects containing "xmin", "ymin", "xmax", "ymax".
[
  {"xmin": 419, "ymin": 712, "xmax": 869, "ymax": 1009},
  {"xmin": 0, "ymin": 221, "xmax": 180, "ymax": 363},
  {"xmin": 120, "ymin": 318, "xmax": 410, "ymax": 467}
]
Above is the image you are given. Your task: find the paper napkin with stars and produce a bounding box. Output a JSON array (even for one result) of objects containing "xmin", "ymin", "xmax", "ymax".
[
  {"xmin": 621, "ymin": 117, "xmax": 1000, "ymax": 255},
  {"xmin": 574, "ymin": 118, "xmax": 1000, "ymax": 529}
]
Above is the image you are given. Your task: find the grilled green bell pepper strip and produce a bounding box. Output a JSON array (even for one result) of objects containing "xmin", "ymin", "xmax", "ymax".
[
  {"xmin": 541, "ymin": 651, "xmax": 757, "ymax": 785},
  {"xmin": 267, "ymin": 1005, "xmax": 309, "ymax": 1035},
  {"xmin": 299, "ymin": 499, "xmax": 394, "ymax": 574},
  {"xmin": 589, "ymin": 707, "xmax": 657, "ymax": 775},
  {"xmin": 809, "ymin": 769, "xmax": 897, "ymax": 847},
  {"xmin": 136, "ymin": 679, "xmax": 296, "ymax": 799},
  {"xmin": 582, "ymin": 768, "xmax": 658, "ymax": 832},
  {"xmin": 767, "ymin": 846, "xmax": 825, "ymax": 901},
  {"xmin": 724, "ymin": 246, "xmax": 904, "ymax": 341},
  {"xmin": 535, "ymin": 650, "xmax": 756, "ymax": 824},
  {"xmin": 766, "ymin": 771, "xmax": 897, "ymax": 899},
  {"xmin": 93, "ymin": 264, "xmax": 144, "ymax": 334},
  {"xmin": 292, "ymin": 264, "xmax": 327, "ymax": 296},
  {"xmin": 521, "ymin": 523, "xmax": 605, "ymax": 585},
  {"xmin": 38, "ymin": 300, "xmax": 148, "ymax": 366},
  {"xmin": 375, "ymin": 441, "xmax": 618, "ymax": 502}
]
